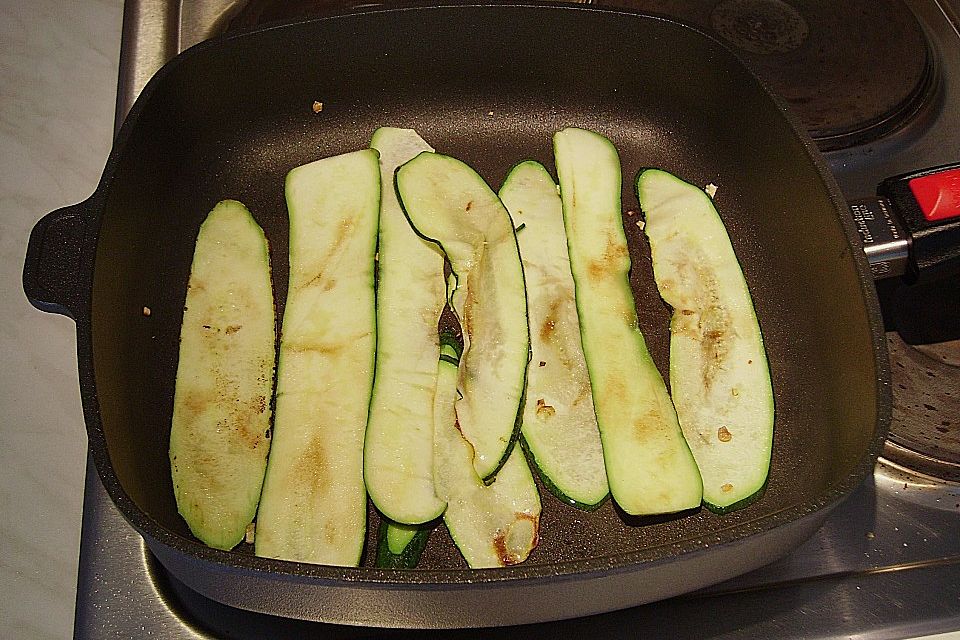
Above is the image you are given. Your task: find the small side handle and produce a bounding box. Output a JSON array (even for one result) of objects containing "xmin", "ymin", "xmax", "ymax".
[{"xmin": 23, "ymin": 200, "xmax": 96, "ymax": 321}]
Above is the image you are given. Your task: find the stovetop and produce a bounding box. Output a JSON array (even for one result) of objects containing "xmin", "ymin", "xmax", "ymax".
[
  {"xmin": 76, "ymin": 452, "xmax": 960, "ymax": 638},
  {"xmin": 76, "ymin": 0, "xmax": 960, "ymax": 637}
]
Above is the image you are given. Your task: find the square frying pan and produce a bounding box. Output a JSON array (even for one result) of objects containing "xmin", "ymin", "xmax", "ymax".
[{"xmin": 22, "ymin": 3, "xmax": 888, "ymax": 628}]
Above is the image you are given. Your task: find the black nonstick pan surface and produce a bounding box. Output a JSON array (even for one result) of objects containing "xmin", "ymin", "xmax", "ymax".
[{"xmin": 23, "ymin": 3, "xmax": 889, "ymax": 628}]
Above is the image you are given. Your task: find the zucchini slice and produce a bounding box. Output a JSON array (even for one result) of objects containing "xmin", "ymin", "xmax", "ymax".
[
  {"xmin": 170, "ymin": 200, "xmax": 275, "ymax": 550},
  {"xmin": 396, "ymin": 152, "xmax": 529, "ymax": 481},
  {"xmin": 364, "ymin": 127, "xmax": 447, "ymax": 524},
  {"xmin": 499, "ymin": 161, "xmax": 608, "ymax": 510},
  {"xmin": 433, "ymin": 336, "xmax": 541, "ymax": 568},
  {"xmin": 553, "ymin": 128, "xmax": 702, "ymax": 516},
  {"xmin": 255, "ymin": 149, "xmax": 379, "ymax": 566},
  {"xmin": 375, "ymin": 519, "xmax": 434, "ymax": 569},
  {"xmin": 637, "ymin": 169, "xmax": 774, "ymax": 513}
]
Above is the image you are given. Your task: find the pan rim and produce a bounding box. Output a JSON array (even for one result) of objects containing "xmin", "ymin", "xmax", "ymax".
[{"xmin": 77, "ymin": 2, "xmax": 891, "ymax": 587}]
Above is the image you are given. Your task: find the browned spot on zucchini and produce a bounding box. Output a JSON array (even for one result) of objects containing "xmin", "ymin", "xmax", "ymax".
[
  {"xmin": 297, "ymin": 218, "xmax": 356, "ymax": 291},
  {"xmin": 323, "ymin": 521, "xmax": 339, "ymax": 545},
  {"xmin": 540, "ymin": 318, "xmax": 557, "ymax": 341},
  {"xmin": 492, "ymin": 512, "xmax": 539, "ymax": 565},
  {"xmin": 286, "ymin": 340, "xmax": 346, "ymax": 356},
  {"xmin": 697, "ymin": 305, "xmax": 734, "ymax": 389},
  {"xmin": 225, "ymin": 324, "xmax": 241, "ymax": 335},
  {"xmin": 603, "ymin": 373, "xmax": 627, "ymax": 407},
  {"xmin": 333, "ymin": 217, "xmax": 355, "ymax": 249},
  {"xmin": 223, "ymin": 388, "xmax": 270, "ymax": 451},
  {"xmin": 299, "ymin": 270, "xmax": 326, "ymax": 291},
  {"xmin": 587, "ymin": 234, "xmax": 629, "ymax": 281},
  {"xmin": 721, "ymin": 483, "xmax": 734, "ymax": 492},
  {"xmin": 182, "ymin": 446, "xmax": 227, "ymax": 495},
  {"xmin": 703, "ymin": 329, "xmax": 726, "ymax": 361},
  {"xmin": 535, "ymin": 398, "xmax": 556, "ymax": 419},
  {"xmin": 572, "ymin": 382, "xmax": 592, "ymax": 406},
  {"xmin": 461, "ymin": 248, "xmax": 487, "ymax": 343},
  {"xmin": 181, "ymin": 389, "xmax": 215, "ymax": 418},
  {"xmin": 297, "ymin": 435, "xmax": 331, "ymax": 495},
  {"xmin": 451, "ymin": 418, "xmax": 479, "ymax": 461},
  {"xmin": 632, "ymin": 414, "xmax": 660, "ymax": 442},
  {"xmin": 539, "ymin": 298, "xmax": 562, "ymax": 342},
  {"xmin": 717, "ymin": 426, "xmax": 732, "ymax": 442}
]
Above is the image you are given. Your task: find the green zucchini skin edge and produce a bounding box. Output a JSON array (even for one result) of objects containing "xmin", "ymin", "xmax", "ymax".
[
  {"xmin": 635, "ymin": 168, "xmax": 774, "ymax": 514},
  {"xmin": 433, "ymin": 331, "xmax": 541, "ymax": 567},
  {"xmin": 255, "ymin": 149, "xmax": 379, "ymax": 566},
  {"xmin": 519, "ymin": 434, "xmax": 608, "ymax": 512},
  {"xmin": 364, "ymin": 128, "xmax": 446, "ymax": 525},
  {"xmin": 500, "ymin": 159, "xmax": 609, "ymax": 511},
  {"xmin": 438, "ymin": 329, "xmax": 463, "ymax": 359},
  {"xmin": 554, "ymin": 128, "xmax": 703, "ymax": 515},
  {"xmin": 704, "ymin": 476, "xmax": 769, "ymax": 514},
  {"xmin": 394, "ymin": 153, "xmax": 529, "ymax": 483},
  {"xmin": 495, "ymin": 357, "xmax": 529, "ymax": 486},
  {"xmin": 374, "ymin": 518, "xmax": 436, "ymax": 569},
  {"xmin": 371, "ymin": 332, "xmax": 460, "ymax": 569},
  {"xmin": 170, "ymin": 199, "xmax": 276, "ymax": 551}
]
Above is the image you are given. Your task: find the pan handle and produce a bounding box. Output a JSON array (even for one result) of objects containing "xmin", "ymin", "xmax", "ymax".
[
  {"xmin": 852, "ymin": 163, "xmax": 960, "ymax": 283},
  {"xmin": 23, "ymin": 199, "xmax": 96, "ymax": 321}
]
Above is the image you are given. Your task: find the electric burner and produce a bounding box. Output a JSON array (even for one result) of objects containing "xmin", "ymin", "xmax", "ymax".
[
  {"xmin": 77, "ymin": 0, "xmax": 960, "ymax": 636},
  {"xmin": 613, "ymin": 0, "xmax": 934, "ymax": 150},
  {"xmin": 882, "ymin": 276, "xmax": 960, "ymax": 481},
  {"xmin": 888, "ymin": 335, "xmax": 960, "ymax": 481}
]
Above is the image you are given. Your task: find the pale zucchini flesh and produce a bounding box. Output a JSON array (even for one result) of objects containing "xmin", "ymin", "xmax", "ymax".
[
  {"xmin": 375, "ymin": 519, "xmax": 434, "ymax": 569},
  {"xmin": 397, "ymin": 152, "xmax": 529, "ymax": 481},
  {"xmin": 170, "ymin": 200, "xmax": 275, "ymax": 551},
  {"xmin": 499, "ymin": 161, "xmax": 608, "ymax": 510},
  {"xmin": 433, "ymin": 339, "xmax": 541, "ymax": 568},
  {"xmin": 386, "ymin": 521, "xmax": 419, "ymax": 553},
  {"xmin": 554, "ymin": 128, "xmax": 703, "ymax": 516},
  {"xmin": 255, "ymin": 149, "xmax": 379, "ymax": 566},
  {"xmin": 637, "ymin": 169, "xmax": 774, "ymax": 513},
  {"xmin": 364, "ymin": 128, "xmax": 447, "ymax": 524}
]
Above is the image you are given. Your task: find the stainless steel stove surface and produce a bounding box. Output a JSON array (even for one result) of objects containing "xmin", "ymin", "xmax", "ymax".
[{"xmin": 76, "ymin": 0, "xmax": 960, "ymax": 637}]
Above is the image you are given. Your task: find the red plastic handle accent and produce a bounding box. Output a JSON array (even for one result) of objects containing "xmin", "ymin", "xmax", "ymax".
[{"xmin": 908, "ymin": 167, "xmax": 960, "ymax": 222}]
